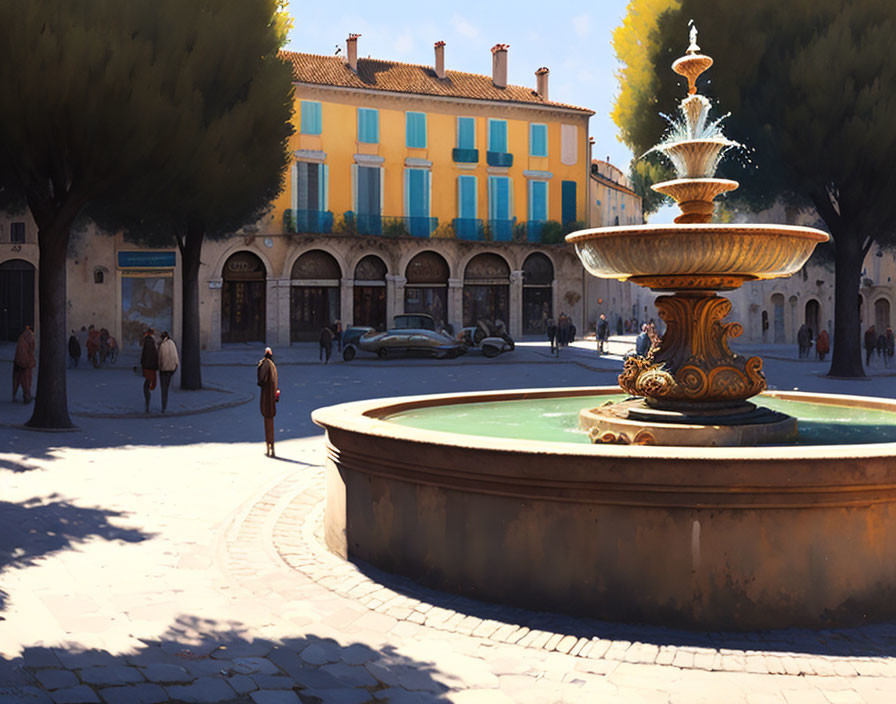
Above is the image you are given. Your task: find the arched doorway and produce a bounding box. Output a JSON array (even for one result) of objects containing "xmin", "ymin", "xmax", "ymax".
[
  {"xmin": 0, "ymin": 259, "xmax": 35, "ymax": 341},
  {"xmin": 353, "ymin": 255, "xmax": 387, "ymax": 331},
  {"xmin": 875, "ymin": 298, "xmax": 891, "ymax": 331},
  {"xmin": 404, "ymin": 252, "xmax": 449, "ymax": 330},
  {"xmin": 522, "ymin": 253, "xmax": 553, "ymax": 334},
  {"xmin": 222, "ymin": 252, "xmax": 266, "ymax": 343},
  {"xmin": 463, "ymin": 253, "xmax": 510, "ymax": 326},
  {"xmin": 771, "ymin": 293, "xmax": 785, "ymax": 343},
  {"xmin": 290, "ymin": 250, "xmax": 341, "ymax": 341},
  {"xmin": 805, "ymin": 299, "xmax": 820, "ymax": 336}
]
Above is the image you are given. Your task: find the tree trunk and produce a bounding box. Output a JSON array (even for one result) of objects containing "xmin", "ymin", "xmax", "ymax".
[
  {"xmin": 180, "ymin": 221, "xmax": 204, "ymax": 390},
  {"xmin": 828, "ymin": 229, "xmax": 866, "ymax": 378},
  {"xmin": 26, "ymin": 220, "xmax": 75, "ymax": 429}
]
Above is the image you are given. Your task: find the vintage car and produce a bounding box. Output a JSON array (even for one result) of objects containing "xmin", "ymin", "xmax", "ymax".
[
  {"xmin": 342, "ymin": 314, "xmax": 466, "ymax": 361},
  {"xmin": 460, "ymin": 319, "xmax": 515, "ymax": 357}
]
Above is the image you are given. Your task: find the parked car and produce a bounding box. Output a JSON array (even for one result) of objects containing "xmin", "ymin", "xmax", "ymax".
[
  {"xmin": 343, "ymin": 314, "xmax": 466, "ymax": 361},
  {"xmin": 460, "ymin": 319, "xmax": 515, "ymax": 357}
]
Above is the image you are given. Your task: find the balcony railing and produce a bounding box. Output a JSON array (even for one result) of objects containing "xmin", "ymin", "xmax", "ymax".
[
  {"xmin": 341, "ymin": 212, "xmax": 438, "ymax": 238},
  {"xmin": 486, "ymin": 151, "xmax": 514, "ymax": 167},
  {"xmin": 284, "ymin": 209, "xmax": 334, "ymax": 234},
  {"xmin": 488, "ymin": 218, "xmax": 516, "ymax": 242},
  {"xmin": 452, "ymin": 148, "xmax": 479, "ymax": 163},
  {"xmin": 453, "ymin": 218, "xmax": 484, "ymax": 241}
]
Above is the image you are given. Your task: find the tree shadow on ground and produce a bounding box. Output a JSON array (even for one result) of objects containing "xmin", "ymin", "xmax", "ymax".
[
  {"xmin": 2, "ymin": 614, "xmax": 456, "ymax": 703},
  {"xmin": 352, "ymin": 557, "xmax": 896, "ymax": 661},
  {"xmin": 0, "ymin": 494, "xmax": 151, "ymax": 612}
]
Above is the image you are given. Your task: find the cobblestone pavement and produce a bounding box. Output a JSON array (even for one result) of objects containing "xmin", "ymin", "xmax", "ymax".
[{"xmin": 2, "ymin": 346, "xmax": 896, "ymax": 702}]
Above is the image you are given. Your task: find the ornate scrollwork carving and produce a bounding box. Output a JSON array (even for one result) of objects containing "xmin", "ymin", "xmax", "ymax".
[{"xmin": 617, "ymin": 292, "xmax": 767, "ymax": 405}]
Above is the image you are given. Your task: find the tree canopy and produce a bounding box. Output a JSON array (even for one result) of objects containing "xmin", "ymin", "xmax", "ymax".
[
  {"xmin": 87, "ymin": 0, "xmax": 295, "ymax": 390},
  {"xmin": 0, "ymin": 0, "xmax": 294, "ymax": 427},
  {"xmin": 612, "ymin": 0, "xmax": 896, "ymax": 376}
]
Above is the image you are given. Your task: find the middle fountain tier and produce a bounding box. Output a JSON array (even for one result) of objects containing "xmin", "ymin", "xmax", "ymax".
[{"xmin": 566, "ymin": 28, "xmax": 829, "ymax": 446}]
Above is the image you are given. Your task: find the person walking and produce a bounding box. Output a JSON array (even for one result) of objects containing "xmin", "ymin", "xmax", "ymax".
[
  {"xmin": 815, "ymin": 328, "xmax": 830, "ymax": 361},
  {"xmin": 887, "ymin": 328, "xmax": 895, "ymax": 366},
  {"xmin": 597, "ymin": 314, "xmax": 610, "ymax": 355},
  {"xmin": 257, "ymin": 347, "xmax": 279, "ymax": 457},
  {"xmin": 319, "ymin": 325, "xmax": 334, "ymax": 363},
  {"xmin": 865, "ymin": 325, "xmax": 877, "ymax": 366},
  {"xmin": 68, "ymin": 330, "xmax": 81, "ymax": 368},
  {"xmin": 635, "ymin": 324, "xmax": 651, "ymax": 358},
  {"xmin": 557, "ymin": 313, "xmax": 570, "ymax": 347},
  {"xmin": 158, "ymin": 332, "xmax": 179, "ymax": 413},
  {"xmin": 77, "ymin": 325, "xmax": 88, "ymax": 365},
  {"xmin": 877, "ymin": 331, "xmax": 888, "ymax": 368},
  {"xmin": 797, "ymin": 324, "xmax": 810, "ymax": 359},
  {"xmin": 12, "ymin": 325, "xmax": 36, "ymax": 404},
  {"xmin": 86, "ymin": 324, "xmax": 101, "ymax": 367},
  {"xmin": 140, "ymin": 328, "xmax": 159, "ymax": 413},
  {"xmin": 333, "ymin": 320, "xmax": 343, "ymax": 353},
  {"xmin": 546, "ymin": 318, "xmax": 558, "ymax": 356}
]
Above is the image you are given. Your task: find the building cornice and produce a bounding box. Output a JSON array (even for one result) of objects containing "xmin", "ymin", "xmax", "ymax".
[{"xmin": 292, "ymin": 81, "xmax": 593, "ymax": 119}]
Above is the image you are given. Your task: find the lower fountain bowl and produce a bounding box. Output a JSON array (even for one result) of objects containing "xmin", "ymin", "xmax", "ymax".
[{"xmin": 313, "ymin": 387, "xmax": 896, "ymax": 630}]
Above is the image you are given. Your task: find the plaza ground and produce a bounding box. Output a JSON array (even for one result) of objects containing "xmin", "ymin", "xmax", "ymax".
[{"xmin": 1, "ymin": 339, "xmax": 896, "ymax": 703}]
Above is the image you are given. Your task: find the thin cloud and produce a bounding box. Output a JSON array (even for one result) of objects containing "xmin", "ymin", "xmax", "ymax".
[
  {"xmin": 573, "ymin": 13, "xmax": 591, "ymax": 38},
  {"xmin": 451, "ymin": 14, "xmax": 480, "ymax": 40}
]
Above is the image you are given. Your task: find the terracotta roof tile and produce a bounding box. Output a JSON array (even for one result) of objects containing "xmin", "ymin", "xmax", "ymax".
[{"xmin": 280, "ymin": 50, "xmax": 593, "ymax": 114}]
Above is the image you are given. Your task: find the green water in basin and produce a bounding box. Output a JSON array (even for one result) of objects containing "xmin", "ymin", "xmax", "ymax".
[{"xmin": 384, "ymin": 394, "xmax": 896, "ymax": 446}]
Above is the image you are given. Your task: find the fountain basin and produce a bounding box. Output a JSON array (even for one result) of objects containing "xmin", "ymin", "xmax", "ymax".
[
  {"xmin": 313, "ymin": 387, "xmax": 896, "ymax": 630},
  {"xmin": 568, "ymin": 223, "xmax": 829, "ymax": 291}
]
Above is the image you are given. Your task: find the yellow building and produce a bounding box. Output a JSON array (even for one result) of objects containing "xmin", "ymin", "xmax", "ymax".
[{"xmin": 254, "ymin": 37, "xmax": 594, "ymax": 339}]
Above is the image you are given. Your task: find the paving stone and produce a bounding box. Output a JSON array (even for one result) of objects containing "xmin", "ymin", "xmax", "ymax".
[
  {"xmin": 54, "ymin": 652, "xmax": 118, "ymax": 670},
  {"xmin": 22, "ymin": 648, "xmax": 63, "ymax": 670},
  {"xmin": 299, "ymin": 688, "xmax": 371, "ymax": 704},
  {"xmin": 164, "ymin": 676, "xmax": 236, "ymax": 703},
  {"xmin": 227, "ymin": 674, "xmax": 258, "ymax": 694},
  {"xmin": 338, "ymin": 644, "xmax": 378, "ymax": 666},
  {"xmin": 444, "ymin": 689, "xmax": 514, "ymax": 703},
  {"xmin": 233, "ymin": 658, "xmax": 280, "ymax": 675},
  {"xmin": 34, "ymin": 670, "xmax": 79, "ymax": 691},
  {"xmin": 97, "ymin": 683, "xmax": 167, "ymax": 704},
  {"xmin": 372, "ymin": 688, "xmax": 439, "ymax": 703},
  {"xmin": 5, "ymin": 686, "xmax": 54, "ymax": 704},
  {"xmin": 300, "ymin": 644, "xmax": 339, "ymax": 666},
  {"xmin": 48, "ymin": 685, "xmax": 101, "ymax": 704},
  {"xmin": 138, "ymin": 663, "xmax": 192, "ymax": 683},
  {"xmin": 321, "ymin": 663, "xmax": 377, "ymax": 688},
  {"xmin": 210, "ymin": 641, "xmax": 273, "ymax": 659},
  {"xmin": 250, "ymin": 675, "xmax": 294, "ymax": 690},
  {"xmin": 823, "ymin": 691, "xmax": 863, "ymax": 704},
  {"xmin": 78, "ymin": 666, "xmax": 144, "ymax": 687},
  {"xmin": 249, "ymin": 691, "xmax": 302, "ymax": 704}
]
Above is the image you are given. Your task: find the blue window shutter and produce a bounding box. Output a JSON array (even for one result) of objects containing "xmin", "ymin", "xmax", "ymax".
[
  {"xmin": 459, "ymin": 176, "xmax": 476, "ymax": 218},
  {"xmin": 489, "ymin": 120, "xmax": 507, "ymax": 153},
  {"xmin": 320, "ymin": 164, "xmax": 329, "ymax": 211},
  {"xmin": 530, "ymin": 181, "xmax": 547, "ymax": 220},
  {"xmin": 359, "ymin": 108, "xmax": 379, "ymax": 143},
  {"xmin": 562, "ymin": 180, "xmax": 577, "ymax": 224},
  {"xmin": 496, "ymin": 177, "xmax": 509, "ymax": 219},
  {"xmin": 488, "ymin": 177, "xmax": 497, "ymax": 219},
  {"xmin": 406, "ymin": 112, "xmax": 426, "ymax": 148},
  {"xmin": 458, "ymin": 117, "xmax": 475, "ymax": 149},
  {"xmin": 408, "ymin": 169, "xmax": 427, "ymax": 217},
  {"xmin": 301, "ymin": 101, "xmax": 322, "ymax": 135},
  {"xmin": 530, "ymin": 124, "xmax": 547, "ymax": 157}
]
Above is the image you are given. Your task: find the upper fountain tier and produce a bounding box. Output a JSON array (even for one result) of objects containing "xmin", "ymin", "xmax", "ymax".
[{"xmin": 649, "ymin": 28, "xmax": 739, "ymax": 224}]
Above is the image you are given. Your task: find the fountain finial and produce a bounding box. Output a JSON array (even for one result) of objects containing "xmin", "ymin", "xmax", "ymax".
[{"xmin": 686, "ymin": 20, "xmax": 700, "ymax": 55}]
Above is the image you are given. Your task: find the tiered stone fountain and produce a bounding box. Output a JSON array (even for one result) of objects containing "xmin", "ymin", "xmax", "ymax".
[
  {"xmin": 313, "ymin": 29, "xmax": 896, "ymax": 630},
  {"xmin": 570, "ymin": 27, "xmax": 828, "ymax": 446}
]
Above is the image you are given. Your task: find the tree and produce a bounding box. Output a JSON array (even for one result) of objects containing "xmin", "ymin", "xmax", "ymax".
[
  {"xmin": 88, "ymin": 1, "xmax": 294, "ymax": 390},
  {"xmin": 0, "ymin": 1, "xmax": 187, "ymax": 428},
  {"xmin": 612, "ymin": 0, "xmax": 896, "ymax": 377}
]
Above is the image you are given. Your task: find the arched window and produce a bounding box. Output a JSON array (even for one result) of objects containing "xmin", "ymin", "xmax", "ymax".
[
  {"xmin": 221, "ymin": 251, "xmax": 266, "ymax": 344},
  {"xmin": 463, "ymin": 253, "xmax": 510, "ymax": 326},
  {"xmin": 353, "ymin": 255, "xmax": 387, "ymax": 330},
  {"xmin": 522, "ymin": 253, "xmax": 554, "ymax": 333},
  {"xmin": 290, "ymin": 250, "xmax": 341, "ymax": 341}
]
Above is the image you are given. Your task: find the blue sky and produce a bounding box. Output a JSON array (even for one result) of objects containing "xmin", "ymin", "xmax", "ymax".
[{"xmin": 285, "ymin": 0, "xmax": 635, "ymax": 170}]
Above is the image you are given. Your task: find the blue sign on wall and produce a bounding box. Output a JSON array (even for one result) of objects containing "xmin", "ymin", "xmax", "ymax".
[{"xmin": 117, "ymin": 251, "xmax": 176, "ymax": 269}]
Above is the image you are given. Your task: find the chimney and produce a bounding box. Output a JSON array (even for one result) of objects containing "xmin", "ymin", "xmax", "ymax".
[
  {"xmin": 347, "ymin": 33, "xmax": 361, "ymax": 72},
  {"xmin": 535, "ymin": 67, "xmax": 549, "ymax": 101},
  {"xmin": 491, "ymin": 44, "xmax": 509, "ymax": 88},
  {"xmin": 434, "ymin": 41, "xmax": 446, "ymax": 79}
]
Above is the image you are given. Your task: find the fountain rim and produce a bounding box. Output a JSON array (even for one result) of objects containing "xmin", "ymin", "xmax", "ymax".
[
  {"xmin": 311, "ymin": 386, "xmax": 896, "ymax": 460},
  {"xmin": 565, "ymin": 222, "xmax": 830, "ymax": 244}
]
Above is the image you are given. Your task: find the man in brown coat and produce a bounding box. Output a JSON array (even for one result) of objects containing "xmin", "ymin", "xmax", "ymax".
[
  {"xmin": 257, "ymin": 347, "xmax": 279, "ymax": 457},
  {"xmin": 12, "ymin": 325, "xmax": 36, "ymax": 403}
]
